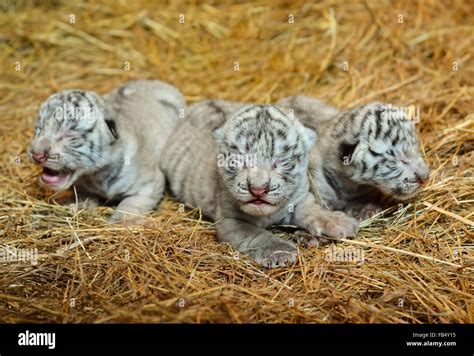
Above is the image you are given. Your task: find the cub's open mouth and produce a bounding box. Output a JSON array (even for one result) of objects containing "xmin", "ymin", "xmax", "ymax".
[
  {"xmin": 40, "ymin": 167, "xmax": 72, "ymax": 187},
  {"xmin": 246, "ymin": 198, "xmax": 271, "ymax": 206}
]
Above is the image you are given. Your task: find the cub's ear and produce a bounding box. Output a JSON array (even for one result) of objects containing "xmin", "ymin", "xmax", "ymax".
[
  {"xmin": 213, "ymin": 127, "xmax": 224, "ymax": 145},
  {"xmin": 339, "ymin": 140, "xmax": 362, "ymax": 165},
  {"xmin": 105, "ymin": 119, "xmax": 118, "ymax": 141},
  {"xmin": 302, "ymin": 127, "xmax": 317, "ymax": 151}
]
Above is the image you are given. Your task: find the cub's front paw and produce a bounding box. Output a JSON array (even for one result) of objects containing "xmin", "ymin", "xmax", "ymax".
[
  {"xmin": 306, "ymin": 211, "xmax": 359, "ymax": 240},
  {"xmin": 251, "ymin": 239, "xmax": 297, "ymax": 268},
  {"xmin": 55, "ymin": 193, "xmax": 99, "ymax": 210},
  {"xmin": 109, "ymin": 210, "xmax": 145, "ymax": 226},
  {"xmin": 347, "ymin": 203, "xmax": 383, "ymax": 221},
  {"xmin": 81, "ymin": 198, "xmax": 99, "ymax": 210}
]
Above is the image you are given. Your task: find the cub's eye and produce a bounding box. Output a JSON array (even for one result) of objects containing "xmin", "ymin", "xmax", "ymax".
[
  {"xmin": 385, "ymin": 160, "xmax": 398, "ymax": 168},
  {"xmin": 368, "ymin": 148, "xmax": 383, "ymax": 157},
  {"xmin": 397, "ymin": 156, "xmax": 410, "ymax": 165},
  {"xmin": 34, "ymin": 126, "xmax": 41, "ymax": 135},
  {"xmin": 273, "ymin": 158, "xmax": 297, "ymax": 170},
  {"xmin": 58, "ymin": 132, "xmax": 82, "ymax": 141}
]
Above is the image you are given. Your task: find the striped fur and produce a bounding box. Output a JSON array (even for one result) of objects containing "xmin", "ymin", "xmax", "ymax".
[
  {"xmin": 161, "ymin": 100, "xmax": 359, "ymax": 268},
  {"xmin": 277, "ymin": 96, "xmax": 430, "ymax": 220},
  {"xmin": 29, "ymin": 80, "xmax": 185, "ymax": 224}
]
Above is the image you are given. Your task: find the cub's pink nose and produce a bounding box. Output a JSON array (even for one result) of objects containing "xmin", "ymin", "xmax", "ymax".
[
  {"xmin": 250, "ymin": 186, "xmax": 268, "ymax": 198},
  {"xmin": 415, "ymin": 172, "xmax": 429, "ymax": 184},
  {"xmin": 32, "ymin": 151, "xmax": 48, "ymax": 163}
]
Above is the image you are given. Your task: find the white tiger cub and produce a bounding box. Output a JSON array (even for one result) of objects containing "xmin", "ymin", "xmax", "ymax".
[
  {"xmin": 29, "ymin": 80, "xmax": 185, "ymax": 224},
  {"xmin": 161, "ymin": 100, "xmax": 359, "ymax": 268},
  {"xmin": 276, "ymin": 95, "xmax": 430, "ymax": 220}
]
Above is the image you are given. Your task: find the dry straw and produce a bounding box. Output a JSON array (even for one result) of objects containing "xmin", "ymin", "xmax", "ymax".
[{"xmin": 0, "ymin": 0, "xmax": 472, "ymax": 323}]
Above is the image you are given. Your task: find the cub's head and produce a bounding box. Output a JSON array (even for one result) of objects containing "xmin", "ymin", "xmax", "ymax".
[
  {"xmin": 339, "ymin": 102, "xmax": 429, "ymax": 201},
  {"xmin": 215, "ymin": 104, "xmax": 316, "ymax": 216},
  {"xmin": 29, "ymin": 90, "xmax": 118, "ymax": 191}
]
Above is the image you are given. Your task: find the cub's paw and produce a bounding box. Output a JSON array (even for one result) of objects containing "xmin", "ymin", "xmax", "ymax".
[
  {"xmin": 80, "ymin": 198, "xmax": 99, "ymax": 210},
  {"xmin": 306, "ymin": 211, "xmax": 359, "ymax": 240},
  {"xmin": 293, "ymin": 231, "xmax": 329, "ymax": 247},
  {"xmin": 56, "ymin": 193, "xmax": 99, "ymax": 211},
  {"xmin": 251, "ymin": 239, "xmax": 297, "ymax": 269},
  {"xmin": 109, "ymin": 210, "xmax": 145, "ymax": 226},
  {"xmin": 347, "ymin": 203, "xmax": 383, "ymax": 222}
]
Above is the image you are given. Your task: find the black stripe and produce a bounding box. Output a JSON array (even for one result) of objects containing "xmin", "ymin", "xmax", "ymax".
[
  {"xmin": 381, "ymin": 169, "xmax": 402, "ymax": 178},
  {"xmin": 105, "ymin": 119, "xmax": 118, "ymax": 140},
  {"xmin": 359, "ymin": 110, "xmax": 372, "ymax": 134},
  {"xmin": 80, "ymin": 125, "xmax": 96, "ymax": 142},
  {"xmin": 276, "ymin": 129, "xmax": 287, "ymax": 140},
  {"xmin": 368, "ymin": 148, "xmax": 381, "ymax": 157},
  {"xmin": 258, "ymin": 107, "xmax": 270, "ymax": 123},
  {"xmin": 392, "ymin": 170, "xmax": 403, "ymax": 178},
  {"xmin": 383, "ymin": 127, "xmax": 392, "ymax": 140},
  {"xmin": 323, "ymin": 168, "xmax": 342, "ymax": 200},
  {"xmin": 282, "ymin": 144, "xmax": 296, "ymax": 154},
  {"xmin": 267, "ymin": 130, "xmax": 275, "ymax": 157},
  {"xmin": 80, "ymin": 150, "xmax": 97, "ymax": 165},
  {"xmin": 103, "ymin": 163, "xmax": 124, "ymax": 188},
  {"xmin": 234, "ymin": 105, "xmax": 262, "ymax": 121},
  {"xmin": 392, "ymin": 131, "xmax": 400, "ymax": 146},
  {"xmin": 228, "ymin": 143, "xmax": 239, "ymax": 151},
  {"xmin": 234, "ymin": 115, "xmax": 254, "ymax": 131},
  {"xmin": 267, "ymin": 117, "xmax": 290, "ymax": 129},
  {"xmin": 88, "ymin": 139, "xmax": 95, "ymax": 153},
  {"xmin": 374, "ymin": 109, "xmax": 384, "ymax": 139},
  {"xmin": 367, "ymin": 126, "xmax": 373, "ymax": 138}
]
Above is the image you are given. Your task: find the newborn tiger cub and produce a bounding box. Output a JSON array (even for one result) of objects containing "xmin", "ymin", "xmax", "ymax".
[
  {"xmin": 277, "ymin": 96, "xmax": 430, "ymax": 220},
  {"xmin": 29, "ymin": 80, "xmax": 185, "ymax": 224},
  {"xmin": 161, "ymin": 101, "xmax": 358, "ymax": 268}
]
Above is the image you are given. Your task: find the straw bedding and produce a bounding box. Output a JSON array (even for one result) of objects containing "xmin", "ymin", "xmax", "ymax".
[{"xmin": 0, "ymin": 0, "xmax": 472, "ymax": 323}]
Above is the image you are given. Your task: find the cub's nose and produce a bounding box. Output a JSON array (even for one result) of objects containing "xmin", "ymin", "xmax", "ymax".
[
  {"xmin": 249, "ymin": 186, "xmax": 269, "ymax": 198},
  {"xmin": 415, "ymin": 171, "xmax": 429, "ymax": 184},
  {"xmin": 32, "ymin": 151, "xmax": 48, "ymax": 164}
]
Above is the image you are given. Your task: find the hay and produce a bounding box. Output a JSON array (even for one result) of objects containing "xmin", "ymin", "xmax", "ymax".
[{"xmin": 0, "ymin": 0, "xmax": 472, "ymax": 323}]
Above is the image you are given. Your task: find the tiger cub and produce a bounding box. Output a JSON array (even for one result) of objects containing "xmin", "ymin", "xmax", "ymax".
[
  {"xmin": 276, "ymin": 95, "xmax": 430, "ymax": 220},
  {"xmin": 161, "ymin": 100, "xmax": 359, "ymax": 268},
  {"xmin": 29, "ymin": 79, "xmax": 185, "ymax": 224}
]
